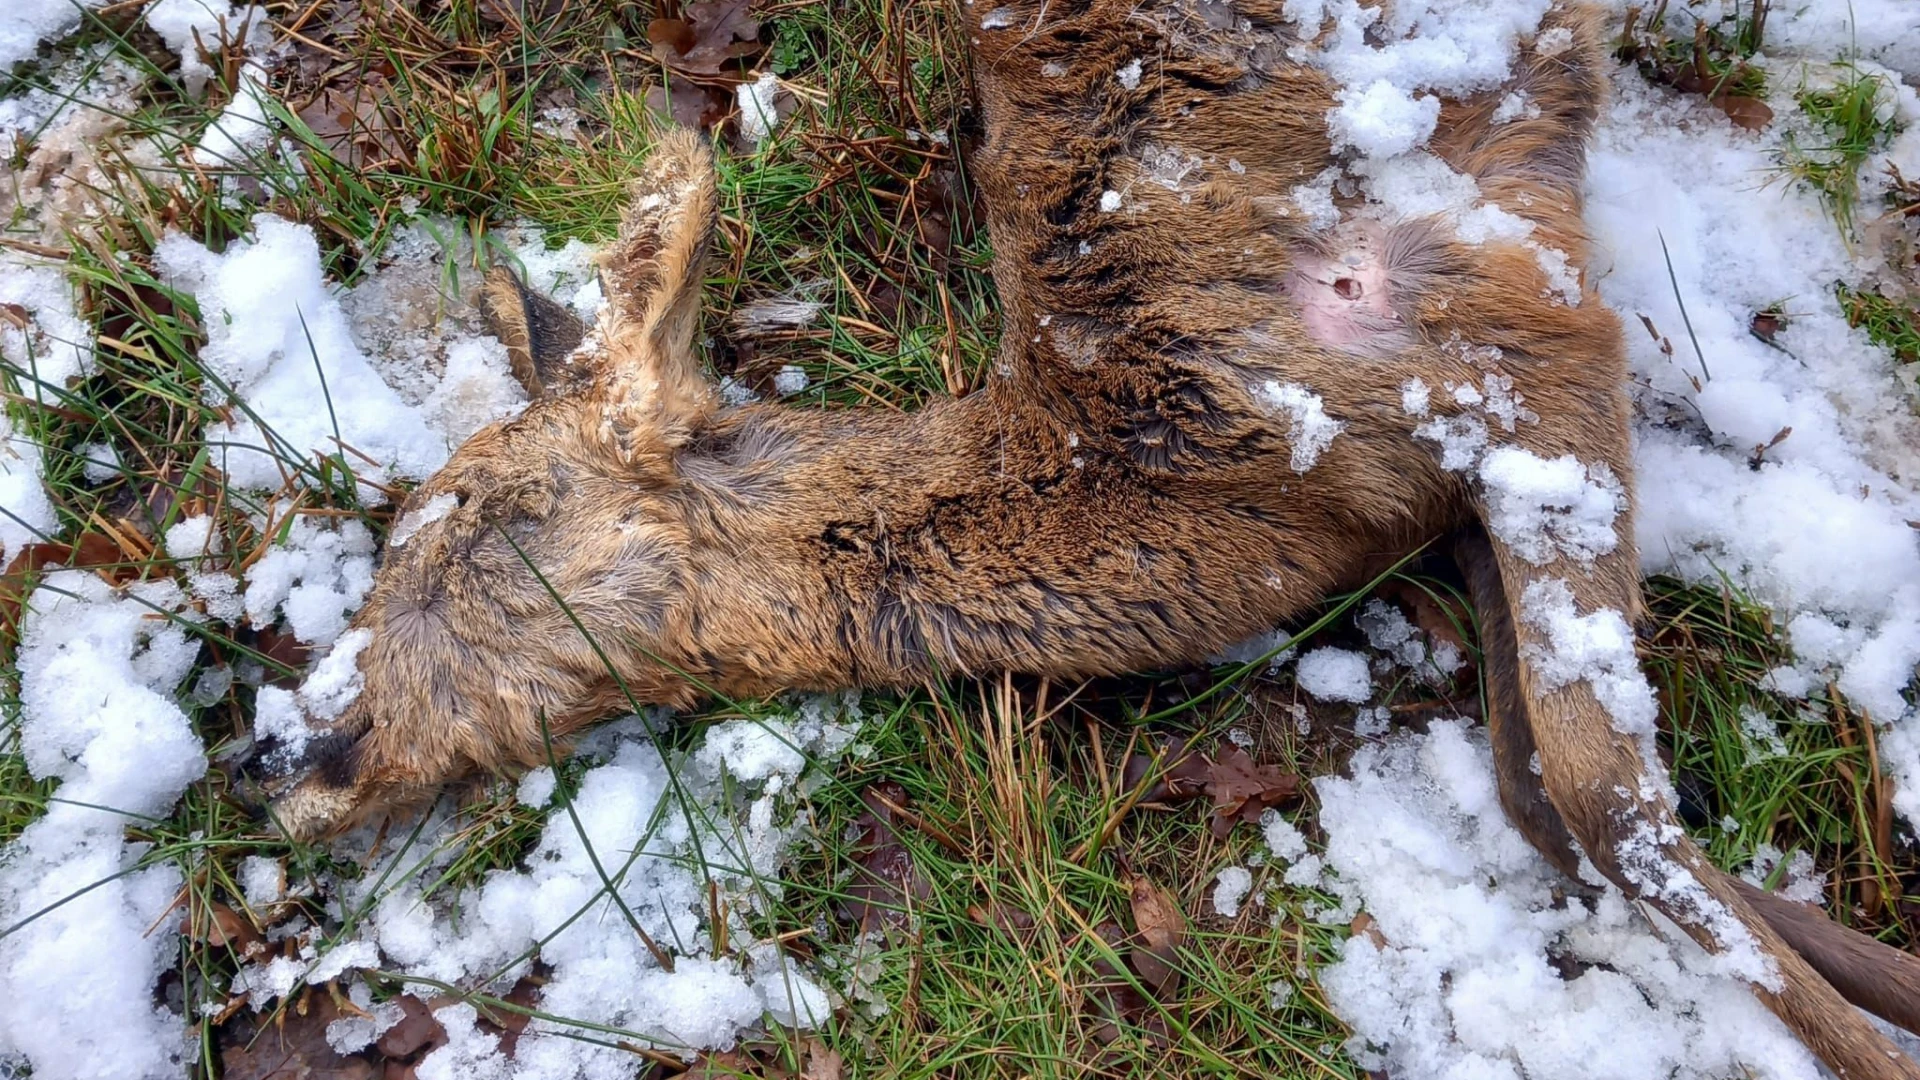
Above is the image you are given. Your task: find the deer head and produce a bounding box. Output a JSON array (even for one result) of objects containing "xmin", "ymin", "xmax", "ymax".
[{"xmin": 262, "ymin": 131, "xmax": 724, "ymax": 841}]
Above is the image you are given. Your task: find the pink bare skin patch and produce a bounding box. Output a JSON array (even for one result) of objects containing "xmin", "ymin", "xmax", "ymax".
[{"xmin": 1284, "ymin": 222, "xmax": 1416, "ymax": 357}]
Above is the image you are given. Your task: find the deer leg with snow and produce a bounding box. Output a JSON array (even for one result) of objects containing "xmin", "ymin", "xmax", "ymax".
[{"xmin": 258, "ymin": 3, "xmax": 1920, "ymax": 1073}]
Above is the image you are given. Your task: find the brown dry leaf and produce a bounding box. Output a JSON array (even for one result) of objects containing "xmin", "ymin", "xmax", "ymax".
[
  {"xmin": 257, "ymin": 626, "xmax": 314, "ymax": 687},
  {"xmin": 800, "ymin": 1037, "xmax": 843, "ymax": 1080},
  {"xmin": 1119, "ymin": 736, "xmax": 1211, "ymax": 805},
  {"xmin": 644, "ymin": 74, "xmax": 735, "ymax": 133},
  {"xmin": 837, "ymin": 782, "xmax": 932, "ymax": 932},
  {"xmin": 1711, "ymin": 92, "xmax": 1774, "ymax": 132},
  {"xmin": 1350, "ymin": 911, "xmax": 1388, "ymax": 949},
  {"xmin": 487, "ymin": 975, "xmax": 543, "ymax": 1058},
  {"xmin": 1127, "ymin": 875, "xmax": 1185, "ymax": 999},
  {"xmin": 0, "ymin": 534, "xmax": 129, "ymax": 640},
  {"xmin": 220, "ymin": 994, "xmax": 378, "ymax": 1080},
  {"xmin": 1085, "ymin": 920, "xmax": 1162, "ymax": 1048},
  {"xmin": 295, "ymin": 83, "xmax": 407, "ymax": 170},
  {"xmin": 1750, "ymin": 308, "xmax": 1786, "ymax": 344},
  {"xmin": 184, "ymin": 903, "xmax": 264, "ymax": 954},
  {"xmin": 649, "ymin": 0, "xmax": 761, "ymax": 75},
  {"xmin": 374, "ymin": 996, "xmax": 447, "ymax": 1061},
  {"xmin": 1203, "ymin": 746, "xmax": 1299, "ymax": 839}
]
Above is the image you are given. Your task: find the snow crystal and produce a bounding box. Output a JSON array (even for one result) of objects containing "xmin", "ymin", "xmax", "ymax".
[
  {"xmin": 773, "ymin": 364, "xmax": 810, "ymax": 396},
  {"xmin": 1477, "ymin": 447, "xmax": 1623, "ymax": 565},
  {"xmin": 1400, "ymin": 377, "xmax": 1431, "ymax": 417},
  {"xmin": 517, "ymin": 766, "xmax": 557, "ymax": 808},
  {"xmin": 1314, "ymin": 720, "xmax": 1821, "ymax": 1080},
  {"xmin": 735, "ymin": 72, "xmax": 782, "ymax": 148},
  {"xmin": 79, "ymin": 443, "xmax": 120, "ymax": 483},
  {"xmin": 163, "ymin": 513, "xmax": 221, "ymax": 563},
  {"xmin": 424, "ymin": 335, "xmax": 527, "ymax": 444},
  {"xmin": 299, "ymin": 627, "xmax": 372, "ymax": 721},
  {"xmin": 1296, "ymin": 647, "xmax": 1373, "ymax": 703},
  {"xmin": 694, "ymin": 717, "xmax": 807, "ymax": 786},
  {"xmin": 0, "ymin": 418, "xmax": 57, "ymax": 563},
  {"xmin": 1255, "ymin": 381, "xmax": 1346, "ymax": 472},
  {"xmin": 153, "ymin": 215, "xmax": 455, "ymax": 496},
  {"xmin": 194, "ymin": 63, "xmax": 275, "ymax": 167},
  {"xmin": 1290, "ymin": 167, "xmax": 1343, "ymax": 230},
  {"xmin": 1261, "ymin": 809, "xmax": 1310, "ymax": 864},
  {"xmin": 390, "ymin": 491, "xmax": 459, "ymax": 549},
  {"xmin": 1213, "ymin": 866, "xmax": 1254, "ymax": 918},
  {"xmin": 242, "ymin": 514, "xmax": 377, "ymax": 645},
  {"xmin": 1490, "ymin": 90, "xmax": 1539, "ymax": 125},
  {"xmin": 1517, "ymin": 578, "xmax": 1659, "ymax": 743},
  {"xmin": 1098, "ymin": 189, "xmax": 1123, "ymax": 213},
  {"xmin": 0, "ymin": 573, "xmax": 207, "ymax": 1079},
  {"xmin": 0, "ymin": 0, "xmax": 109, "ymax": 72},
  {"xmin": 1740, "ymin": 845, "xmax": 1824, "ymax": 907},
  {"xmin": 239, "ymin": 855, "xmax": 284, "ymax": 908},
  {"xmin": 1330, "ymin": 80, "xmax": 1441, "ymax": 159},
  {"xmin": 1117, "ymin": 58, "xmax": 1143, "ymax": 90},
  {"xmin": 1412, "ymin": 411, "xmax": 1487, "ymax": 471}
]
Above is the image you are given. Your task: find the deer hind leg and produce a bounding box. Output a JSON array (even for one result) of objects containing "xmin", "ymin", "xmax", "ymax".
[
  {"xmin": 1458, "ymin": 529, "xmax": 1920, "ymax": 1039},
  {"xmin": 1411, "ymin": 9, "xmax": 1920, "ymax": 1074}
]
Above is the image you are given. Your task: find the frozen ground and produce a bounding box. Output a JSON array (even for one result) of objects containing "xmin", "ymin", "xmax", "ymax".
[{"xmin": 2, "ymin": 1, "xmax": 1919, "ymax": 1078}]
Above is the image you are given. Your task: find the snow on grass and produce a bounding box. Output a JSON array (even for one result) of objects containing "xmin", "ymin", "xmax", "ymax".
[
  {"xmin": 144, "ymin": 0, "xmax": 267, "ymax": 98},
  {"xmin": 1295, "ymin": 646, "xmax": 1373, "ymax": 704},
  {"xmin": 0, "ymin": 0, "xmax": 109, "ymax": 72},
  {"xmin": 0, "ymin": 262, "xmax": 94, "ymax": 401},
  {"xmin": 0, "ymin": 573, "xmax": 208, "ymax": 1080},
  {"xmin": 1314, "ymin": 720, "xmax": 1823, "ymax": 1080},
  {"xmin": 0, "ymin": 418, "xmax": 58, "ymax": 562},
  {"xmin": 243, "ymin": 699, "xmax": 862, "ymax": 1075},
  {"xmin": 152, "ymin": 217, "xmax": 459, "ymax": 495},
  {"xmin": 1584, "ymin": 57, "xmax": 1920, "ymax": 821}
]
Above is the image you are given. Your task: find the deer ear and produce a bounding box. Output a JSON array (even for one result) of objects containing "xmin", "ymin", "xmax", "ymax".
[
  {"xmin": 594, "ymin": 129, "xmax": 721, "ymax": 437},
  {"xmin": 481, "ymin": 266, "xmax": 589, "ymax": 400}
]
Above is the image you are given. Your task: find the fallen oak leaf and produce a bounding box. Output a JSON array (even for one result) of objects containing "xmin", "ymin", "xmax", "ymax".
[
  {"xmin": 220, "ymin": 993, "xmax": 378, "ymax": 1080},
  {"xmin": 837, "ymin": 782, "xmax": 932, "ymax": 932},
  {"xmin": 1711, "ymin": 91, "xmax": 1773, "ymax": 132},
  {"xmin": 644, "ymin": 74, "xmax": 735, "ymax": 134},
  {"xmin": 1203, "ymin": 745, "xmax": 1299, "ymax": 839},
  {"xmin": 1127, "ymin": 874, "xmax": 1185, "ymax": 999},
  {"xmin": 1118, "ymin": 736, "xmax": 1211, "ymax": 805},
  {"xmin": 650, "ymin": 0, "xmax": 761, "ymax": 75},
  {"xmin": 183, "ymin": 902, "xmax": 264, "ymax": 955},
  {"xmin": 0, "ymin": 534, "xmax": 131, "ymax": 641}
]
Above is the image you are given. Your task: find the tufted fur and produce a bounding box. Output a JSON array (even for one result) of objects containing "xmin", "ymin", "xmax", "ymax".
[{"xmin": 260, "ymin": 4, "xmax": 1920, "ymax": 1073}]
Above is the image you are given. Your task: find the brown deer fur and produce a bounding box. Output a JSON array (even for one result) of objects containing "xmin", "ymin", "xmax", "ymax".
[{"xmin": 259, "ymin": 2, "xmax": 1920, "ymax": 1072}]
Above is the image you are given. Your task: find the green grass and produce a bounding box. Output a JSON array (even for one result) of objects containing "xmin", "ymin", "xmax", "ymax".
[
  {"xmin": 774, "ymin": 678, "xmax": 1361, "ymax": 1079},
  {"xmin": 1782, "ymin": 63, "xmax": 1901, "ymax": 235},
  {"xmin": 3, "ymin": 2, "xmax": 1918, "ymax": 1078},
  {"xmin": 1647, "ymin": 576, "xmax": 1915, "ymax": 940},
  {"xmin": 1837, "ymin": 282, "xmax": 1920, "ymax": 366}
]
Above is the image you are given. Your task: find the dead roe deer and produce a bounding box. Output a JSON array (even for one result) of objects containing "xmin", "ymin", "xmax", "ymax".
[{"xmin": 257, "ymin": 1, "xmax": 1920, "ymax": 1073}]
